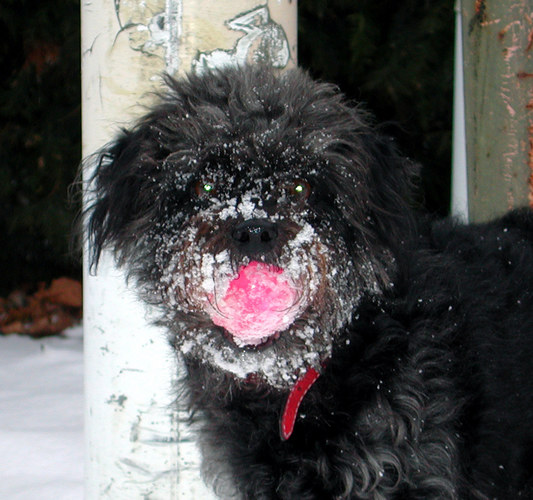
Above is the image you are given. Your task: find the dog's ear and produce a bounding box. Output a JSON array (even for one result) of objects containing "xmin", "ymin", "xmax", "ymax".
[
  {"xmin": 84, "ymin": 124, "xmax": 162, "ymax": 271},
  {"xmin": 363, "ymin": 129, "xmax": 420, "ymax": 246}
]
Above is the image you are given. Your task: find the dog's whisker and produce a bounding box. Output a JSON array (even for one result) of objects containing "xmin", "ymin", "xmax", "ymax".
[{"xmin": 205, "ymin": 289, "xmax": 223, "ymax": 316}]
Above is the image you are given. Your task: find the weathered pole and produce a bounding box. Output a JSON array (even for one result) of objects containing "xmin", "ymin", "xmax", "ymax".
[
  {"xmin": 81, "ymin": 1, "xmax": 297, "ymax": 498},
  {"xmin": 461, "ymin": 0, "xmax": 533, "ymax": 222}
]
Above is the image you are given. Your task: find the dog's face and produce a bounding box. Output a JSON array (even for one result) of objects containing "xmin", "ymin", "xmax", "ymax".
[{"xmin": 87, "ymin": 67, "xmax": 414, "ymax": 389}]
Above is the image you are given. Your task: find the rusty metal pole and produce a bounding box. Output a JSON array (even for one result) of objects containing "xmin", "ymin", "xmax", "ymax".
[
  {"xmin": 82, "ymin": 1, "xmax": 296, "ymax": 498},
  {"xmin": 461, "ymin": 0, "xmax": 533, "ymax": 223}
]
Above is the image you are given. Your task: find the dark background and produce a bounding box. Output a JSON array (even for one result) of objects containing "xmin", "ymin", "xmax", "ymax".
[{"xmin": 0, "ymin": 0, "xmax": 454, "ymax": 295}]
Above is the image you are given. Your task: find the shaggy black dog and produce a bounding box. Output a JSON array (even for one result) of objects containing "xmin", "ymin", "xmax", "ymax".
[{"xmin": 86, "ymin": 66, "xmax": 533, "ymax": 499}]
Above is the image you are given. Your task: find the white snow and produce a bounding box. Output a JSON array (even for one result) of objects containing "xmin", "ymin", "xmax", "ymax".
[{"xmin": 0, "ymin": 326, "xmax": 83, "ymax": 500}]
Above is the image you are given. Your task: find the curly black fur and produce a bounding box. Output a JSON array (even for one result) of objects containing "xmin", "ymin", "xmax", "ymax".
[{"xmin": 85, "ymin": 66, "xmax": 533, "ymax": 499}]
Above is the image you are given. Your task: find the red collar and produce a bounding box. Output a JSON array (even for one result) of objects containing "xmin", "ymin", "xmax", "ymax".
[{"xmin": 280, "ymin": 367, "xmax": 321, "ymax": 440}]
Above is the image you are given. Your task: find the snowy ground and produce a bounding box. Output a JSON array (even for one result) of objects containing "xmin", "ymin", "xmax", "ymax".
[{"xmin": 0, "ymin": 326, "xmax": 83, "ymax": 500}]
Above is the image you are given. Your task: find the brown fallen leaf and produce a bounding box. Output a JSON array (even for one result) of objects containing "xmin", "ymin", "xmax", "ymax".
[
  {"xmin": 35, "ymin": 277, "xmax": 82, "ymax": 308},
  {"xmin": 0, "ymin": 278, "xmax": 82, "ymax": 337}
]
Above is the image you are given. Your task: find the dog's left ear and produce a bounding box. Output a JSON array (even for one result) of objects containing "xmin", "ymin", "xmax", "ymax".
[
  {"xmin": 363, "ymin": 130, "xmax": 420, "ymax": 245},
  {"xmin": 84, "ymin": 124, "xmax": 163, "ymax": 271}
]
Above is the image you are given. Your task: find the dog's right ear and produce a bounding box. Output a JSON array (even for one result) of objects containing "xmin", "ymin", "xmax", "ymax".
[{"xmin": 84, "ymin": 125, "xmax": 162, "ymax": 272}]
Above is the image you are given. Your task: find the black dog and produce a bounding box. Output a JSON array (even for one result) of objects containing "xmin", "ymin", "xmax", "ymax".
[{"xmin": 86, "ymin": 66, "xmax": 533, "ymax": 499}]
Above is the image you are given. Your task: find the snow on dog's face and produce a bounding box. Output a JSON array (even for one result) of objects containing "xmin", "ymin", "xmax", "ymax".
[
  {"xmin": 150, "ymin": 156, "xmax": 374, "ymax": 388},
  {"xmin": 86, "ymin": 67, "xmax": 413, "ymax": 389}
]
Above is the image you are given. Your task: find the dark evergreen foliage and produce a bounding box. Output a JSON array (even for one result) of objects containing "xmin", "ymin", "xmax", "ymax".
[
  {"xmin": 0, "ymin": 0, "xmax": 81, "ymax": 294},
  {"xmin": 299, "ymin": 0, "xmax": 455, "ymax": 214}
]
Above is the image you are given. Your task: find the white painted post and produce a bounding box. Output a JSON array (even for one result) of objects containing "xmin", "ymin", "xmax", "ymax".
[
  {"xmin": 452, "ymin": 0, "xmax": 469, "ymax": 222},
  {"xmin": 81, "ymin": 1, "xmax": 297, "ymax": 498}
]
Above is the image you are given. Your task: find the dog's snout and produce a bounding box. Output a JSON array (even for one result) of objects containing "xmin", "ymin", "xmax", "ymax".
[{"xmin": 231, "ymin": 219, "xmax": 278, "ymax": 255}]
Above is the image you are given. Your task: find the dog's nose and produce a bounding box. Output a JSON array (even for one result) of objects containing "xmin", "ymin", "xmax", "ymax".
[{"xmin": 231, "ymin": 219, "xmax": 278, "ymax": 255}]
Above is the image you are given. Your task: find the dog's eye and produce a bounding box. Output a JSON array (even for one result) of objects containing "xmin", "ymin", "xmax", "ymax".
[
  {"xmin": 286, "ymin": 179, "xmax": 311, "ymax": 201},
  {"xmin": 194, "ymin": 180, "xmax": 216, "ymax": 197}
]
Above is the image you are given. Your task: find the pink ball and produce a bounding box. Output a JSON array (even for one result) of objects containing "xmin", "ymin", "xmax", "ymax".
[{"xmin": 208, "ymin": 261, "xmax": 299, "ymax": 346}]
